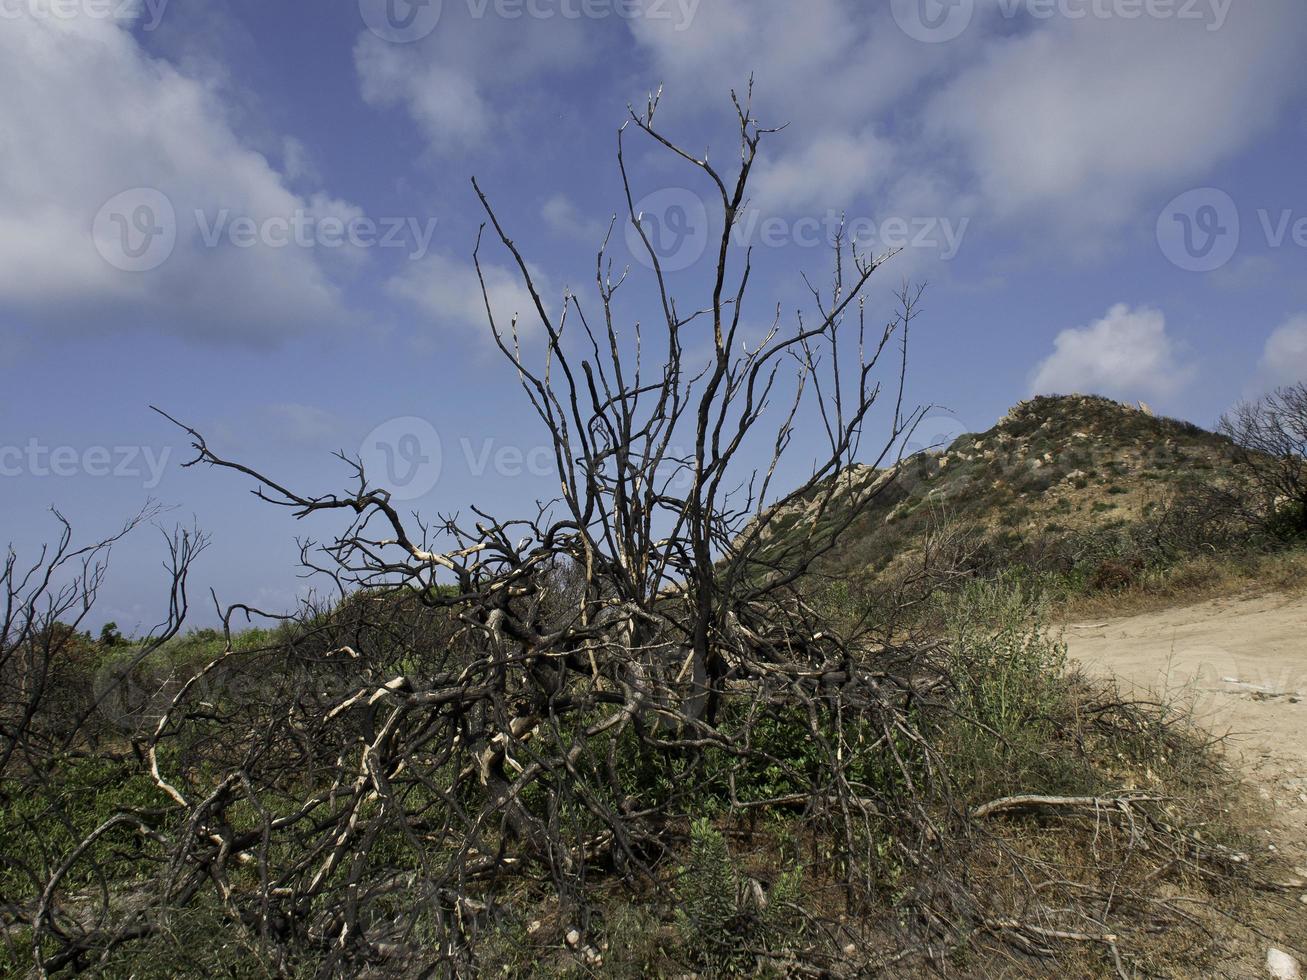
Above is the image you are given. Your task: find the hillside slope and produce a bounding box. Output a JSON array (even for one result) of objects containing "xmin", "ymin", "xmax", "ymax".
[{"xmin": 773, "ymin": 394, "xmax": 1239, "ymax": 589}]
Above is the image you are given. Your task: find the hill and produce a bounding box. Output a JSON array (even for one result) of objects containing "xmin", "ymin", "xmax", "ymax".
[{"xmin": 761, "ymin": 394, "xmax": 1242, "ymax": 601}]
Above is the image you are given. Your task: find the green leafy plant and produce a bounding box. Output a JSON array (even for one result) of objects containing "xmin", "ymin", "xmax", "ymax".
[{"xmin": 676, "ymin": 817, "xmax": 747, "ymax": 974}]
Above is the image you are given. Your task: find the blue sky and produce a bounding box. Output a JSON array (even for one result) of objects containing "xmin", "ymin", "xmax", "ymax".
[{"xmin": 2, "ymin": 0, "xmax": 1306, "ymax": 630}]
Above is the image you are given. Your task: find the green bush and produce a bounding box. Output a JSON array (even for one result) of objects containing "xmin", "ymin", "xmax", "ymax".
[
  {"xmin": 677, "ymin": 817, "xmax": 747, "ymax": 973},
  {"xmin": 673, "ymin": 817, "xmax": 808, "ymax": 976},
  {"xmin": 935, "ymin": 579, "xmax": 1080, "ymax": 800}
]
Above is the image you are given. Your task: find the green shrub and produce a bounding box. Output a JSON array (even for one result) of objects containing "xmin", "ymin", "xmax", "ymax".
[
  {"xmin": 677, "ymin": 817, "xmax": 746, "ymax": 973},
  {"xmin": 1266, "ymin": 500, "xmax": 1307, "ymax": 543},
  {"xmin": 935, "ymin": 579, "xmax": 1080, "ymax": 799}
]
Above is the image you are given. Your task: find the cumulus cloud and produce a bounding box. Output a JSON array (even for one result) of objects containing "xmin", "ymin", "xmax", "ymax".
[
  {"xmin": 1258, "ymin": 316, "xmax": 1307, "ymax": 390},
  {"xmin": 1030, "ymin": 304, "xmax": 1195, "ymax": 400},
  {"xmin": 628, "ymin": 1, "xmax": 950, "ymax": 225},
  {"xmin": 929, "ymin": 2, "xmax": 1307, "ymax": 227},
  {"xmin": 0, "ymin": 9, "xmax": 359, "ymax": 344},
  {"xmin": 355, "ymin": 43, "xmax": 493, "ymax": 150},
  {"xmin": 629, "ymin": 0, "xmax": 1307, "ymax": 242},
  {"xmin": 353, "ymin": 4, "xmax": 592, "ymax": 156},
  {"xmin": 541, "ymin": 195, "xmax": 608, "ymax": 244},
  {"xmin": 752, "ymin": 131, "xmax": 895, "ymax": 214},
  {"xmin": 387, "ymin": 254, "xmax": 548, "ymax": 339},
  {"xmin": 627, "ymin": 0, "xmax": 939, "ymax": 129}
]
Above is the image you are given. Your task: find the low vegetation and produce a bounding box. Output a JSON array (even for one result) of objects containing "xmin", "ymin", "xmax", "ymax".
[{"xmin": 3, "ymin": 565, "xmax": 1292, "ymax": 977}]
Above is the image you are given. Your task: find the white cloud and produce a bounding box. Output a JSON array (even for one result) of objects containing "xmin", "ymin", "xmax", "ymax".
[
  {"xmin": 281, "ymin": 137, "xmax": 318, "ymax": 184},
  {"xmin": 0, "ymin": 10, "xmax": 359, "ymax": 344},
  {"xmin": 630, "ymin": 0, "xmax": 1306, "ymax": 244},
  {"xmin": 355, "ymin": 41, "xmax": 493, "ymax": 150},
  {"xmin": 752, "ymin": 132, "xmax": 895, "ymax": 214},
  {"xmin": 353, "ymin": 5, "xmax": 591, "ymax": 156},
  {"xmin": 627, "ymin": 0, "xmax": 953, "ymax": 228},
  {"xmin": 387, "ymin": 254, "xmax": 549, "ymax": 340},
  {"xmin": 627, "ymin": 0, "xmax": 939, "ymax": 130},
  {"xmin": 1258, "ymin": 316, "xmax": 1307, "ymax": 390},
  {"xmin": 1030, "ymin": 304, "xmax": 1195, "ymax": 399},
  {"xmin": 929, "ymin": 2, "xmax": 1307, "ymax": 227},
  {"xmin": 541, "ymin": 194, "xmax": 608, "ymax": 244}
]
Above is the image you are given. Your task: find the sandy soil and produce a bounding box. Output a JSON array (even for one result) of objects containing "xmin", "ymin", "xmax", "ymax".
[{"xmin": 1065, "ymin": 591, "xmax": 1307, "ymax": 861}]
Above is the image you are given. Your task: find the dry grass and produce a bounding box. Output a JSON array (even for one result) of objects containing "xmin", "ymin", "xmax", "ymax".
[{"xmin": 1057, "ymin": 549, "xmax": 1307, "ymax": 622}]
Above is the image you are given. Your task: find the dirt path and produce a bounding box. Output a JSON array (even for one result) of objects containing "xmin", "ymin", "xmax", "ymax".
[{"xmin": 1065, "ymin": 590, "xmax": 1307, "ymax": 863}]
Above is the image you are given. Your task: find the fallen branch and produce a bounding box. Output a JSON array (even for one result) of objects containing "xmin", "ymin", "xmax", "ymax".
[{"xmin": 974, "ymin": 794, "xmax": 1163, "ymax": 820}]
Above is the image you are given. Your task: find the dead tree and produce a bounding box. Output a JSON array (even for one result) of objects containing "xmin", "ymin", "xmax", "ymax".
[
  {"xmin": 0, "ymin": 510, "xmax": 203, "ymax": 966},
  {"xmin": 37, "ymin": 88, "xmax": 956, "ymax": 975},
  {"xmin": 1219, "ymin": 382, "xmax": 1307, "ymax": 538},
  {"xmin": 0, "ymin": 507, "xmax": 202, "ymax": 773}
]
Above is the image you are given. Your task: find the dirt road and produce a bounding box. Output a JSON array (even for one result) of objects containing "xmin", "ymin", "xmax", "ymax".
[{"xmin": 1065, "ymin": 591, "xmax": 1307, "ymax": 861}]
